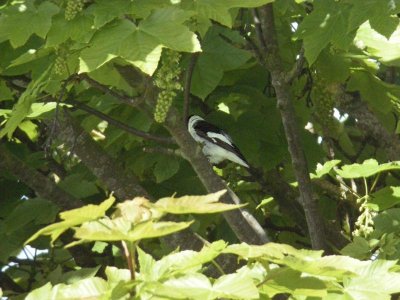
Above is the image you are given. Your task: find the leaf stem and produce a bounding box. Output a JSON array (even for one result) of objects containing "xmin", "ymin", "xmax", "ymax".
[{"xmin": 122, "ymin": 241, "xmax": 136, "ymax": 280}]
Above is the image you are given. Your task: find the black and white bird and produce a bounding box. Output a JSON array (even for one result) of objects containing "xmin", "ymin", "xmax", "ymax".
[{"xmin": 187, "ymin": 115, "xmax": 250, "ymax": 168}]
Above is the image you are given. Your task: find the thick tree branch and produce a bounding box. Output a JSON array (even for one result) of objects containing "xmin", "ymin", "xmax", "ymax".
[
  {"xmin": 0, "ymin": 143, "xmax": 82, "ymax": 210},
  {"xmin": 54, "ymin": 110, "xmax": 150, "ymax": 200},
  {"xmin": 335, "ymin": 88, "xmax": 400, "ymax": 161},
  {"xmin": 183, "ymin": 53, "xmax": 198, "ymax": 122},
  {"xmin": 256, "ymin": 5, "xmax": 327, "ymax": 250},
  {"xmin": 67, "ymin": 99, "xmax": 175, "ymax": 144}
]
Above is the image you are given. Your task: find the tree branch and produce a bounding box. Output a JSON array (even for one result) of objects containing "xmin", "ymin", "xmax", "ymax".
[
  {"xmin": 251, "ymin": 9, "xmax": 267, "ymax": 54},
  {"xmin": 285, "ymin": 47, "xmax": 305, "ymax": 84},
  {"xmin": 256, "ymin": 5, "xmax": 327, "ymax": 250},
  {"xmin": 142, "ymin": 146, "xmax": 182, "ymax": 157},
  {"xmin": 54, "ymin": 110, "xmax": 150, "ymax": 200},
  {"xmin": 79, "ymin": 74, "xmax": 143, "ymax": 107},
  {"xmin": 0, "ymin": 143, "xmax": 82, "ymax": 210},
  {"xmin": 335, "ymin": 88, "xmax": 400, "ymax": 161},
  {"xmin": 183, "ymin": 53, "xmax": 198, "ymax": 122},
  {"xmin": 67, "ymin": 99, "xmax": 175, "ymax": 145}
]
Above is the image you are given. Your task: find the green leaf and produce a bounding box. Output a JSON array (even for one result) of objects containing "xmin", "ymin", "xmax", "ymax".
[
  {"xmin": 224, "ymin": 242, "xmax": 323, "ymax": 261},
  {"xmin": 130, "ymin": 0, "xmax": 171, "ymax": 19},
  {"xmin": 0, "ymin": 65, "xmax": 51, "ymax": 139},
  {"xmin": 105, "ymin": 266, "xmax": 131, "ymax": 284},
  {"xmin": 80, "ymin": 8, "xmax": 200, "ymax": 75},
  {"xmin": 367, "ymin": 186, "xmax": 400, "ymax": 211},
  {"xmin": 347, "ymin": 70, "xmax": 398, "ymax": 113},
  {"xmin": 154, "ymin": 156, "xmax": 180, "ymax": 183},
  {"xmin": 161, "ymin": 273, "xmax": 213, "ymax": 299},
  {"xmin": 312, "ymin": 159, "xmax": 341, "ymax": 179},
  {"xmin": 314, "ymin": 49, "xmax": 351, "ymax": 82},
  {"xmin": 0, "ymin": 1, "xmax": 59, "ymax": 48},
  {"xmin": 137, "ymin": 247, "xmax": 157, "ymax": 280},
  {"xmin": 151, "ymin": 241, "xmax": 227, "ymax": 280},
  {"xmin": 27, "ymin": 102, "xmax": 59, "ymax": 118},
  {"xmin": 46, "ymin": 13, "xmax": 95, "ymax": 47},
  {"xmin": 9, "ymin": 48, "xmax": 52, "ymax": 68},
  {"xmin": 79, "ymin": 20, "xmax": 137, "ymax": 73},
  {"xmin": 343, "ymin": 260, "xmax": 400, "ymax": 299},
  {"xmin": 213, "ymin": 271, "xmax": 259, "ymax": 299},
  {"xmin": 349, "ymin": 0, "xmax": 399, "ymax": 38},
  {"xmin": 26, "ymin": 282, "xmax": 54, "ymax": 300},
  {"xmin": 191, "ymin": 28, "xmax": 251, "ymax": 99},
  {"xmin": 25, "ymin": 195, "xmax": 115, "ymax": 244},
  {"xmin": 260, "ymin": 268, "xmax": 327, "ymax": 298},
  {"xmin": 60, "ymin": 194, "xmax": 115, "ymax": 221},
  {"xmin": 61, "ymin": 266, "xmax": 101, "ymax": 284},
  {"xmin": 90, "ymin": 0, "xmax": 132, "ymax": 28},
  {"xmin": 58, "ymin": 174, "xmax": 99, "ymax": 198},
  {"xmin": 355, "ymin": 22, "xmax": 400, "ymax": 67},
  {"xmin": 138, "ymin": 7, "xmax": 200, "ymax": 52},
  {"xmin": 282, "ymin": 255, "xmax": 367, "ymax": 278},
  {"xmin": 336, "ymin": 159, "xmax": 400, "ymax": 178},
  {"xmin": 4, "ymin": 198, "xmax": 58, "ymax": 233},
  {"xmin": 0, "ymin": 80, "xmax": 14, "ymax": 101},
  {"xmin": 155, "ymin": 190, "xmax": 246, "ymax": 214},
  {"xmin": 297, "ymin": 0, "xmax": 354, "ymax": 65},
  {"xmin": 193, "ymin": 0, "xmax": 275, "ymax": 28},
  {"xmin": 374, "ymin": 208, "xmax": 400, "ymax": 235},
  {"xmin": 55, "ymin": 277, "xmax": 108, "ymax": 299},
  {"xmin": 85, "ymin": 65, "xmax": 137, "ymax": 96},
  {"xmin": 92, "ymin": 241, "xmax": 108, "ymax": 254},
  {"xmin": 74, "ymin": 218, "xmax": 194, "ymax": 242},
  {"xmin": 341, "ymin": 236, "xmax": 372, "ymax": 260},
  {"xmin": 18, "ymin": 121, "xmax": 38, "ymax": 141},
  {"xmin": 224, "ymin": 243, "xmax": 368, "ymax": 278}
]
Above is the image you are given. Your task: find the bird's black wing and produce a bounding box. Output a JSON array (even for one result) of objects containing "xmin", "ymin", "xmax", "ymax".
[{"xmin": 193, "ymin": 120, "xmax": 249, "ymax": 164}]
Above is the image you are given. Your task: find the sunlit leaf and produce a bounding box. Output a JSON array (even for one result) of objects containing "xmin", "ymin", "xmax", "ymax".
[{"xmin": 155, "ymin": 190, "xmax": 245, "ymax": 214}]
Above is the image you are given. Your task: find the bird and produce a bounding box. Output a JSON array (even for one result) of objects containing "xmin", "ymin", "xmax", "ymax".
[{"xmin": 187, "ymin": 115, "xmax": 250, "ymax": 168}]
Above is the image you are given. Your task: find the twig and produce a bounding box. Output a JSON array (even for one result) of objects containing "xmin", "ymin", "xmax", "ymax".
[
  {"xmin": 79, "ymin": 74, "xmax": 142, "ymax": 107},
  {"xmin": 142, "ymin": 146, "xmax": 181, "ymax": 157},
  {"xmin": 121, "ymin": 241, "xmax": 136, "ymax": 280},
  {"xmin": 251, "ymin": 9, "xmax": 267, "ymax": 53},
  {"xmin": 256, "ymin": 5, "xmax": 327, "ymax": 250},
  {"xmin": 183, "ymin": 54, "xmax": 198, "ymax": 123},
  {"xmin": 67, "ymin": 99, "xmax": 175, "ymax": 144},
  {"xmin": 264, "ymin": 219, "xmax": 305, "ymax": 236},
  {"xmin": 285, "ymin": 47, "xmax": 305, "ymax": 84},
  {"xmin": 44, "ymin": 78, "xmax": 69, "ymax": 155}
]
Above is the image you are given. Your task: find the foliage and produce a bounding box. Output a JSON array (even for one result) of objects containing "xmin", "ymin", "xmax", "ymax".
[
  {"xmin": 22, "ymin": 195, "xmax": 400, "ymax": 299},
  {"xmin": 1, "ymin": 0, "xmax": 400, "ymax": 299}
]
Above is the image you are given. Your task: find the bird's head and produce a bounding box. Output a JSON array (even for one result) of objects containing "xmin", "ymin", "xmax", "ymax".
[{"xmin": 187, "ymin": 115, "xmax": 204, "ymax": 127}]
